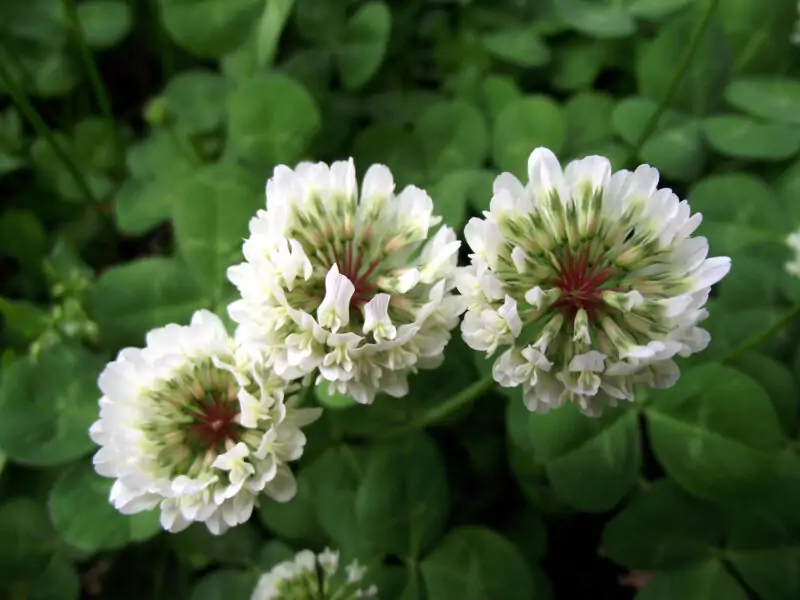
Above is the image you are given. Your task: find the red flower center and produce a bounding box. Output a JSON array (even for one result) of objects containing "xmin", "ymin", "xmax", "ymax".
[
  {"xmin": 332, "ymin": 243, "xmax": 381, "ymax": 309},
  {"xmin": 187, "ymin": 392, "xmax": 241, "ymax": 451},
  {"xmin": 547, "ymin": 246, "xmax": 616, "ymax": 321}
]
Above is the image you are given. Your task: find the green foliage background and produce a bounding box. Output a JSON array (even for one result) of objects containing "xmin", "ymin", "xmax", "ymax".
[{"xmin": 1, "ymin": 0, "xmax": 800, "ymax": 598}]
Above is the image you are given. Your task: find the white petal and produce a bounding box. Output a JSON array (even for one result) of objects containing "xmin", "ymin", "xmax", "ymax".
[
  {"xmin": 317, "ymin": 264, "xmax": 355, "ymax": 332},
  {"xmin": 527, "ymin": 147, "xmax": 564, "ymax": 196},
  {"xmin": 564, "ymin": 155, "xmax": 611, "ymax": 194},
  {"xmin": 568, "ymin": 351, "xmax": 606, "ymax": 372},
  {"xmin": 264, "ymin": 464, "xmax": 298, "ymax": 502},
  {"xmin": 361, "ymin": 163, "xmax": 395, "ymax": 201},
  {"xmin": 363, "ymin": 293, "xmax": 397, "ymax": 341},
  {"xmin": 330, "ymin": 158, "xmax": 357, "ymax": 200},
  {"xmin": 493, "ymin": 171, "xmax": 525, "ymax": 198},
  {"xmin": 511, "ymin": 246, "xmax": 527, "ymax": 273},
  {"xmin": 498, "ymin": 295, "xmax": 523, "ymax": 337},
  {"xmin": 690, "ymin": 256, "xmax": 731, "ymax": 291}
]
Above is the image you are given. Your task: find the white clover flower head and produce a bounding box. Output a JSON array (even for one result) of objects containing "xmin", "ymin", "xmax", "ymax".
[
  {"xmin": 227, "ymin": 158, "xmax": 466, "ymax": 404},
  {"xmin": 251, "ymin": 548, "xmax": 378, "ymax": 600},
  {"xmin": 89, "ymin": 309, "xmax": 322, "ymax": 535},
  {"xmin": 460, "ymin": 147, "xmax": 731, "ymax": 417},
  {"xmin": 785, "ymin": 229, "xmax": 800, "ymax": 277}
]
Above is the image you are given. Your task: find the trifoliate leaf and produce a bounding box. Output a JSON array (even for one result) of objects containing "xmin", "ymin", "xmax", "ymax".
[
  {"xmin": 429, "ymin": 169, "xmax": 494, "ymax": 229},
  {"xmin": 637, "ymin": 561, "xmax": 748, "ymax": 600},
  {"xmin": 493, "ymin": 96, "xmax": 566, "ymax": 178},
  {"xmin": 627, "ymin": 0, "xmax": 694, "ymax": 20},
  {"xmin": 356, "ymin": 433, "xmax": 449, "ymax": 558},
  {"xmin": 114, "ymin": 130, "xmax": 195, "ymax": 234},
  {"xmin": 31, "ymin": 118, "xmax": 119, "ymax": 203},
  {"xmin": 504, "ymin": 512, "xmax": 549, "ymax": 562},
  {"xmin": 0, "ymin": 344, "xmax": 103, "ymax": 466},
  {"xmin": 564, "ymin": 92, "xmax": 615, "ymax": 155},
  {"xmin": 306, "ymin": 445, "xmax": 371, "ymax": 558},
  {"xmin": 725, "ymin": 77, "xmax": 800, "ymax": 124},
  {"xmin": 227, "ymin": 74, "xmax": 320, "ymax": 165},
  {"xmin": 719, "ymin": 1, "xmax": 795, "ymax": 74},
  {"xmin": 351, "ymin": 124, "xmax": 426, "ymax": 189},
  {"xmin": 611, "ymin": 96, "xmax": 685, "ymax": 146},
  {"xmin": 76, "ymin": 0, "xmax": 132, "ymax": 49},
  {"xmin": 529, "ymin": 403, "xmax": 640, "ymax": 512},
  {"xmin": 0, "ymin": 209, "xmax": 47, "ymax": 272},
  {"xmin": 645, "ymin": 364, "xmax": 783, "ymax": 502},
  {"xmin": 688, "ymin": 173, "xmax": 786, "ymax": 256},
  {"xmin": 551, "ymin": 38, "xmax": 609, "ymax": 92},
  {"xmin": 636, "ymin": 10, "xmax": 731, "ymax": 115},
  {"xmin": 421, "ymin": 526, "xmax": 536, "ymax": 600},
  {"xmin": 0, "ymin": 0, "xmax": 77, "ymax": 97},
  {"xmin": 2, "ymin": 553, "xmax": 80, "ymax": 600},
  {"xmin": 254, "ymin": 0, "xmax": 295, "ymax": 68},
  {"xmin": 717, "ymin": 251, "xmax": 784, "ymax": 311},
  {"xmin": 482, "ymin": 26, "xmax": 551, "ymax": 68},
  {"xmin": 258, "ymin": 540, "xmax": 294, "ymax": 570},
  {"xmin": 601, "ymin": 480, "xmax": 723, "ymax": 569},
  {"xmin": 172, "ymin": 163, "xmax": 262, "ymax": 303},
  {"xmin": 0, "ymin": 297, "xmax": 48, "ymax": 344},
  {"xmin": 723, "ymin": 478, "xmax": 800, "ymax": 600},
  {"xmin": 159, "ymin": 0, "xmax": 262, "ymax": 58},
  {"xmin": 170, "ymin": 522, "xmax": 262, "ymax": 569},
  {"xmin": 506, "ymin": 398, "xmax": 576, "ymax": 516},
  {"xmin": 481, "ymin": 75, "xmax": 522, "ymax": 124},
  {"xmin": 555, "ymin": 0, "xmax": 636, "ymax": 38},
  {"xmin": 190, "ymin": 568, "xmax": 257, "ymax": 600},
  {"xmin": 729, "ymin": 353, "xmax": 799, "ymax": 439},
  {"xmin": 294, "ymin": 0, "xmax": 348, "ymax": 46},
  {"xmin": 164, "ymin": 70, "xmax": 230, "ymax": 134},
  {"xmin": 416, "ymin": 100, "xmax": 488, "ymax": 181},
  {"xmin": 49, "ymin": 461, "xmax": 160, "ymax": 552},
  {"xmin": 640, "ymin": 120, "xmax": 705, "ymax": 182},
  {"xmin": 0, "ymin": 499, "xmax": 60, "ymax": 578},
  {"xmin": 335, "ymin": 1, "xmax": 391, "ymax": 90},
  {"xmin": 258, "ymin": 470, "xmax": 325, "ymax": 546},
  {"xmin": 89, "ymin": 257, "xmax": 207, "ymax": 348},
  {"xmin": 703, "ymin": 114, "xmax": 800, "ymax": 161}
]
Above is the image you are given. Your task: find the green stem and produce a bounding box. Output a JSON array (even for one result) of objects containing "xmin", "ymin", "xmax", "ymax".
[
  {"xmin": 0, "ymin": 53, "xmax": 97, "ymax": 204},
  {"xmin": 623, "ymin": 0, "xmax": 721, "ymax": 167},
  {"xmin": 382, "ymin": 375, "xmax": 494, "ymax": 438},
  {"xmin": 723, "ymin": 301, "xmax": 800, "ymax": 362},
  {"xmin": 61, "ymin": 0, "xmax": 122, "ymax": 163},
  {"xmin": 385, "ymin": 297, "xmax": 800, "ymax": 438}
]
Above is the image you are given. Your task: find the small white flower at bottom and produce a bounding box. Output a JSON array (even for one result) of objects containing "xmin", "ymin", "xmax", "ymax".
[
  {"xmin": 251, "ymin": 548, "xmax": 378, "ymax": 600},
  {"xmin": 460, "ymin": 148, "xmax": 731, "ymax": 416},
  {"xmin": 89, "ymin": 310, "xmax": 322, "ymax": 535}
]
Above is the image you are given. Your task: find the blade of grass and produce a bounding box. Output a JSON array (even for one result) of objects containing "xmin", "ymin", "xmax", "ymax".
[
  {"xmin": 0, "ymin": 51, "xmax": 97, "ymax": 204},
  {"xmin": 61, "ymin": 0, "xmax": 123, "ymax": 163},
  {"xmin": 623, "ymin": 0, "xmax": 721, "ymax": 168}
]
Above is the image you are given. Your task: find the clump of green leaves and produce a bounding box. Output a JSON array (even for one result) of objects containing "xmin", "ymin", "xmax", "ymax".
[{"xmin": 1, "ymin": 0, "xmax": 800, "ymax": 599}]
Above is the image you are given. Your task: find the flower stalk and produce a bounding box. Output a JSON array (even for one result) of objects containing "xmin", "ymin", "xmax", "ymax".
[{"xmin": 623, "ymin": 0, "xmax": 721, "ymax": 167}]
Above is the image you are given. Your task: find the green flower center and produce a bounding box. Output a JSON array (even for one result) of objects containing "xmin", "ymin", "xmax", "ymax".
[{"xmin": 144, "ymin": 361, "xmax": 244, "ymax": 477}]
